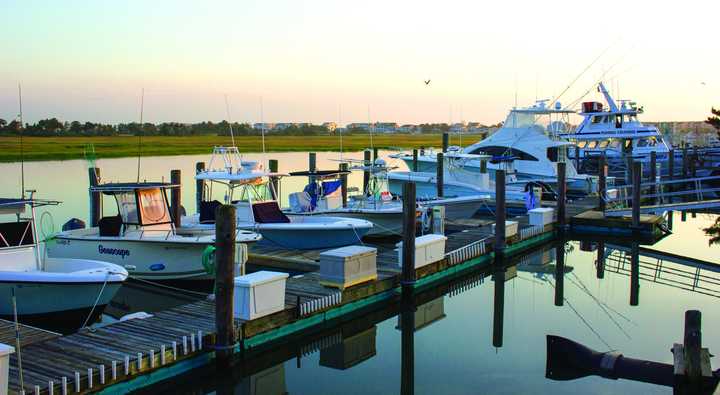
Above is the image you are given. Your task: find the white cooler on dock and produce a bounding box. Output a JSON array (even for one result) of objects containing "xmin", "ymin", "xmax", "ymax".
[
  {"xmin": 0, "ymin": 343, "xmax": 14, "ymax": 395},
  {"xmin": 319, "ymin": 246, "xmax": 378, "ymax": 289},
  {"xmin": 234, "ymin": 271, "xmax": 289, "ymax": 321},
  {"xmin": 528, "ymin": 208, "xmax": 554, "ymax": 226},
  {"xmin": 492, "ymin": 220, "xmax": 518, "ymax": 237},
  {"xmin": 397, "ymin": 234, "xmax": 448, "ymax": 269}
]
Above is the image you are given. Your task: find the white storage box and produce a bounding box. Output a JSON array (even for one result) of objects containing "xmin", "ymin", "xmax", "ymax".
[
  {"xmin": 396, "ymin": 234, "xmax": 447, "ymax": 269},
  {"xmin": 492, "ymin": 220, "xmax": 518, "ymax": 237},
  {"xmin": 319, "ymin": 246, "xmax": 377, "ymax": 289},
  {"xmin": 0, "ymin": 343, "xmax": 14, "ymax": 395},
  {"xmin": 528, "ymin": 207, "xmax": 554, "ymax": 226},
  {"xmin": 234, "ymin": 271, "xmax": 289, "ymax": 320}
]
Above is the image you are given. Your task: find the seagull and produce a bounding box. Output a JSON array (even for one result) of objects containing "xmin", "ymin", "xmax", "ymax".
[
  {"xmin": 701, "ymin": 82, "xmax": 706, "ymax": 86},
  {"xmin": 424, "ymin": 79, "xmax": 431, "ymax": 86}
]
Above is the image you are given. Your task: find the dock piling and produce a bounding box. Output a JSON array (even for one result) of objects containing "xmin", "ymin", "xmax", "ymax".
[
  {"xmin": 632, "ymin": 162, "xmax": 642, "ymax": 229},
  {"xmin": 557, "ymin": 162, "xmax": 567, "ymax": 229},
  {"xmin": 88, "ymin": 168, "xmax": 102, "ymax": 227},
  {"xmin": 269, "ymin": 159, "xmax": 279, "ymax": 200},
  {"xmin": 99, "ymin": 364, "xmax": 105, "ymax": 384},
  {"xmin": 442, "ymin": 132, "xmax": 449, "ymax": 153},
  {"xmin": 215, "ymin": 204, "xmax": 237, "ymax": 366},
  {"xmin": 363, "ymin": 149, "xmax": 372, "ymax": 195},
  {"xmin": 339, "ymin": 163, "xmax": 348, "ymax": 208},
  {"xmin": 494, "ymin": 170, "xmax": 506, "ymax": 253},
  {"xmin": 684, "ymin": 310, "xmax": 702, "ymax": 381},
  {"xmin": 111, "ymin": 361, "xmax": 116, "ymax": 380},
  {"xmin": 598, "ymin": 155, "xmax": 607, "ymax": 213},
  {"xmin": 401, "ymin": 182, "xmax": 416, "ymax": 286},
  {"xmin": 649, "ymin": 152, "xmax": 657, "ymax": 205},
  {"xmin": 574, "ymin": 145, "xmax": 580, "ymax": 170},
  {"xmin": 62, "ymin": 377, "xmax": 67, "ymax": 395},
  {"xmin": 436, "ymin": 152, "xmax": 444, "ymax": 198},
  {"xmin": 373, "ymin": 147, "xmax": 379, "ymax": 162},
  {"xmin": 170, "ymin": 169, "xmax": 182, "ymax": 228},
  {"xmin": 308, "ymin": 152, "xmax": 317, "ymax": 186},
  {"xmin": 195, "ymin": 162, "xmax": 205, "ymax": 214},
  {"xmin": 412, "ymin": 149, "xmax": 418, "ymax": 172}
]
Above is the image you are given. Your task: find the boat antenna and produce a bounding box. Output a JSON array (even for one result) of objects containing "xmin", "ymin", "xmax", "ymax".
[
  {"xmin": 260, "ymin": 96, "xmax": 266, "ymax": 154},
  {"xmin": 224, "ymin": 94, "xmax": 236, "ymax": 147},
  {"xmin": 18, "ymin": 83, "xmax": 25, "ymax": 198},
  {"xmin": 550, "ymin": 39, "xmax": 618, "ymax": 106},
  {"xmin": 136, "ymin": 88, "xmax": 144, "ymax": 183},
  {"xmin": 367, "ymin": 104, "xmax": 374, "ymax": 154},
  {"xmin": 338, "ymin": 103, "xmax": 343, "ymax": 160}
]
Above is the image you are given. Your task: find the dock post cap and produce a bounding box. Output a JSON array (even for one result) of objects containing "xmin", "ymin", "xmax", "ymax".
[{"xmin": 0, "ymin": 343, "xmax": 14, "ymax": 356}]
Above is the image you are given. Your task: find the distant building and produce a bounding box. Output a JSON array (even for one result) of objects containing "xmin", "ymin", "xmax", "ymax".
[
  {"xmin": 346, "ymin": 123, "xmax": 371, "ymax": 131},
  {"xmin": 449, "ymin": 122, "xmax": 467, "ymax": 133},
  {"xmin": 399, "ymin": 124, "xmax": 416, "ymax": 133},
  {"xmin": 253, "ymin": 122, "xmax": 275, "ymax": 131},
  {"xmin": 375, "ymin": 122, "xmax": 398, "ymax": 133},
  {"xmin": 273, "ymin": 123, "xmax": 295, "ymax": 130}
]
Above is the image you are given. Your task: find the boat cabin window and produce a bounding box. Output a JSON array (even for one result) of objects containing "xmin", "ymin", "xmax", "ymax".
[
  {"xmin": 113, "ymin": 188, "xmax": 172, "ymax": 226},
  {"xmin": 609, "ymin": 140, "xmax": 621, "ymax": 148},
  {"xmin": 468, "ymin": 146, "xmax": 538, "ymax": 161},
  {"xmin": 591, "ymin": 116, "xmax": 602, "ymax": 124},
  {"xmin": 615, "ymin": 114, "xmax": 623, "ymax": 128},
  {"xmin": 586, "ymin": 141, "xmax": 597, "ymax": 149},
  {"xmin": 0, "ymin": 221, "xmax": 34, "ymax": 247},
  {"xmin": 576, "ymin": 141, "xmax": 587, "ymax": 148},
  {"xmin": 598, "ymin": 140, "xmax": 609, "ymax": 149}
]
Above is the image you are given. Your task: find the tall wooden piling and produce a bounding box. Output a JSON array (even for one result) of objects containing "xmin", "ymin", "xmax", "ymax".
[
  {"xmin": 269, "ymin": 159, "xmax": 279, "ymax": 200},
  {"xmin": 682, "ymin": 145, "xmax": 689, "ymax": 180},
  {"xmin": 88, "ymin": 168, "xmax": 102, "ymax": 227},
  {"xmin": 170, "ymin": 170, "xmax": 182, "ymax": 228},
  {"xmin": 632, "ymin": 162, "xmax": 642, "ymax": 229},
  {"xmin": 215, "ymin": 205, "xmax": 237, "ymax": 367},
  {"xmin": 492, "ymin": 262, "xmax": 506, "ymax": 348},
  {"xmin": 339, "ymin": 163, "xmax": 348, "ymax": 208},
  {"xmin": 557, "ymin": 162, "xmax": 567, "ymax": 228},
  {"xmin": 412, "ymin": 149, "xmax": 418, "ymax": 172},
  {"xmin": 373, "ymin": 147, "xmax": 379, "ymax": 162},
  {"xmin": 683, "ymin": 310, "xmax": 702, "ymax": 381},
  {"xmin": 598, "ymin": 155, "xmax": 607, "ymax": 213},
  {"xmin": 596, "ymin": 241, "xmax": 605, "ymax": 279},
  {"xmin": 308, "ymin": 152, "xmax": 317, "ymax": 186},
  {"xmin": 401, "ymin": 182, "xmax": 416, "ymax": 285},
  {"xmin": 554, "ymin": 241, "xmax": 565, "ymax": 306},
  {"xmin": 442, "ymin": 132, "xmax": 449, "ymax": 153},
  {"xmin": 363, "ymin": 149, "xmax": 372, "ymax": 195},
  {"xmin": 195, "ymin": 162, "xmax": 205, "ymax": 214},
  {"xmin": 649, "ymin": 151, "xmax": 657, "ymax": 205},
  {"xmin": 494, "ymin": 170, "xmax": 506, "ymax": 253},
  {"xmin": 630, "ymin": 242, "xmax": 639, "ymax": 306},
  {"xmin": 574, "ymin": 145, "xmax": 580, "ymax": 170},
  {"xmin": 436, "ymin": 152, "xmax": 444, "ymax": 198}
]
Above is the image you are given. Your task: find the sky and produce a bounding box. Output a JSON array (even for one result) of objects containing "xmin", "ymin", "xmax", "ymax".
[{"xmin": 1, "ymin": 0, "xmax": 718, "ymax": 125}]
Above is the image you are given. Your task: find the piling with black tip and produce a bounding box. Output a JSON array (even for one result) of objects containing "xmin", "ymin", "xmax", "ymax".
[
  {"xmin": 492, "ymin": 260, "xmax": 506, "ymax": 347},
  {"xmin": 195, "ymin": 162, "xmax": 205, "ymax": 214},
  {"xmin": 170, "ymin": 170, "xmax": 181, "ymax": 228},
  {"xmin": 598, "ymin": 155, "xmax": 607, "ymax": 213},
  {"xmin": 269, "ymin": 159, "xmax": 279, "ymax": 200},
  {"xmin": 494, "ymin": 170, "xmax": 506, "ymax": 254},
  {"xmin": 401, "ymin": 182, "xmax": 416, "ymax": 286},
  {"xmin": 632, "ymin": 162, "xmax": 642, "ymax": 229},
  {"xmin": 557, "ymin": 162, "xmax": 567, "ymax": 228},
  {"xmin": 436, "ymin": 152, "xmax": 444, "ymax": 198},
  {"xmin": 89, "ymin": 167, "xmax": 102, "ymax": 227},
  {"xmin": 339, "ymin": 163, "xmax": 348, "ymax": 208},
  {"xmin": 215, "ymin": 204, "xmax": 236, "ymax": 367}
]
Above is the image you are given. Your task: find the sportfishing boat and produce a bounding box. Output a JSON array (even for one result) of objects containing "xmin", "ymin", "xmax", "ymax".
[
  {"xmin": 283, "ymin": 160, "xmax": 488, "ymax": 236},
  {"xmin": 48, "ymin": 181, "xmax": 261, "ymax": 283},
  {"xmin": 182, "ymin": 147, "xmax": 373, "ymax": 249},
  {"xmin": 0, "ymin": 195, "xmax": 128, "ymax": 326},
  {"xmin": 393, "ymin": 101, "xmax": 598, "ymax": 195}
]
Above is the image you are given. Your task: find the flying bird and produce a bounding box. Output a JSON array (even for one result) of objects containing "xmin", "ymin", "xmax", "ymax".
[{"xmin": 424, "ymin": 79, "xmax": 431, "ymax": 86}]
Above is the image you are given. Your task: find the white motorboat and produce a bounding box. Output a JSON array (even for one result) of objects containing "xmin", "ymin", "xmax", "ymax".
[
  {"xmin": 0, "ymin": 196, "xmax": 128, "ymax": 326},
  {"xmin": 48, "ymin": 182, "xmax": 261, "ymax": 283},
  {"xmin": 394, "ymin": 101, "xmax": 598, "ymax": 195},
  {"xmin": 182, "ymin": 147, "xmax": 373, "ymax": 249},
  {"xmin": 282, "ymin": 161, "xmax": 488, "ymax": 236}
]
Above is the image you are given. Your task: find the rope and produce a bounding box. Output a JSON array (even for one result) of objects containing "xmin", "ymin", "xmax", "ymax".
[
  {"xmin": 548, "ymin": 279, "xmax": 612, "ymax": 350},
  {"xmin": 201, "ymin": 245, "xmax": 216, "ymax": 275},
  {"xmin": 81, "ymin": 272, "xmax": 111, "ymax": 329},
  {"xmin": 128, "ymin": 276, "xmax": 210, "ymax": 297}
]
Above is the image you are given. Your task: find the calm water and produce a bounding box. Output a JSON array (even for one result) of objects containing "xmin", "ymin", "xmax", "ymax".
[{"xmin": 1, "ymin": 153, "xmax": 718, "ymax": 394}]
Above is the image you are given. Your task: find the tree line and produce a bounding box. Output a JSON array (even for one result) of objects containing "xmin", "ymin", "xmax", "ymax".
[{"xmin": 0, "ymin": 118, "xmax": 331, "ymax": 137}]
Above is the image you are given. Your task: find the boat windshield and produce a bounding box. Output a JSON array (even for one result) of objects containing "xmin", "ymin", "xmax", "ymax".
[
  {"xmin": 115, "ymin": 188, "xmax": 171, "ymax": 225},
  {"xmin": 116, "ymin": 192, "xmax": 139, "ymax": 224},
  {"xmin": 504, "ymin": 111, "xmax": 538, "ymax": 129}
]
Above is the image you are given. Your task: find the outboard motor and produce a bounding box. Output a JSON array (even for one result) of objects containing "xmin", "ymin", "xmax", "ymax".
[{"xmin": 62, "ymin": 218, "xmax": 86, "ymax": 231}]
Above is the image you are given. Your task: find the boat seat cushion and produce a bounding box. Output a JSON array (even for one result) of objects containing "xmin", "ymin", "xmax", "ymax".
[
  {"xmin": 253, "ymin": 201, "xmax": 291, "ymax": 224},
  {"xmin": 0, "ymin": 221, "xmax": 34, "ymax": 247},
  {"xmin": 98, "ymin": 215, "xmax": 122, "ymax": 237},
  {"xmin": 199, "ymin": 200, "xmax": 222, "ymax": 224}
]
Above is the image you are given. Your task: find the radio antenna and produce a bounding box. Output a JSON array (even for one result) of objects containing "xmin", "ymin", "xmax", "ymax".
[
  {"xmin": 136, "ymin": 88, "xmax": 144, "ymax": 183},
  {"xmin": 224, "ymin": 94, "xmax": 236, "ymax": 147},
  {"xmin": 18, "ymin": 83, "xmax": 25, "ymax": 198}
]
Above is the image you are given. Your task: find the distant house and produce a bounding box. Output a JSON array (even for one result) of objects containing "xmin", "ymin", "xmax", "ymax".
[
  {"xmin": 253, "ymin": 122, "xmax": 275, "ymax": 131},
  {"xmin": 273, "ymin": 123, "xmax": 295, "ymax": 131},
  {"xmin": 374, "ymin": 122, "xmax": 399, "ymax": 133},
  {"xmin": 449, "ymin": 122, "xmax": 467, "ymax": 133},
  {"xmin": 346, "ymin": 123, "xmax": 371, "ymax": 131},
  {"xmin": 399, "ymin": 124, "xmax": 416, "ymax": 133}
]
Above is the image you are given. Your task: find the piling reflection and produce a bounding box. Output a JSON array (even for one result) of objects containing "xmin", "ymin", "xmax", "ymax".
[
  {"xmin": 554, "ymin": 241, "xmax": 565, "ymax": 307},
  {"xmin": 630, "ymin": 242, "xmax": 640, "ymax": 306}
]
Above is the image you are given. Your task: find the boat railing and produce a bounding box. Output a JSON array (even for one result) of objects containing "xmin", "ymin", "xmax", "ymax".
[{"xmin": 604, "ymin": 175, "xmax": 720, "ymax": 208}]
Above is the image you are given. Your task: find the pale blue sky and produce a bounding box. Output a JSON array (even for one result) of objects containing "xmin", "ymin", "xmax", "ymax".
[{"xmin": 1, "ymin": 0, "xmax": 718, "ymax": 124}]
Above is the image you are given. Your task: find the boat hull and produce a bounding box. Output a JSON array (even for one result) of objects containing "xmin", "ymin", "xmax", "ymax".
[
  {"xmin": 287, "ymin": 210, "xmax": 404, "ymax": 236},
  {"xmin": 256, "ymin": 220, "xmax": 371, "ymax": 249},
  {"xmin": 0, "ymin": 280, "xmax": 121, "ymax": 317},
  {"xmin": 47, "ymin": 236, "xmax": 223, "ymax": 281}
]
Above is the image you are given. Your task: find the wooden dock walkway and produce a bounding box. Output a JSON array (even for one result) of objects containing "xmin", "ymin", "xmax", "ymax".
[{"xmin": 5, "ymin": 215, "xmax": 557, "ymax": 394}]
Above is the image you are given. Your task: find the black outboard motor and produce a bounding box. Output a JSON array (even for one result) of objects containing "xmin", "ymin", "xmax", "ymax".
[{"xmin": 62, "ymin": 218, "xmax": 86, "ymax": 231}]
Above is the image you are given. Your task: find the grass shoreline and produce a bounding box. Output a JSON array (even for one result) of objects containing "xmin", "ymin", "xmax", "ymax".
[{"xmin": 0, "ymin": 134, "xmax": 482, "ymax": 162}]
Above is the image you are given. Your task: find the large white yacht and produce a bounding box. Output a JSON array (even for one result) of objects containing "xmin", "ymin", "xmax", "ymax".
[{"xmin": 395, "ymin": 101, "xmax": 598, "ymax": 194}]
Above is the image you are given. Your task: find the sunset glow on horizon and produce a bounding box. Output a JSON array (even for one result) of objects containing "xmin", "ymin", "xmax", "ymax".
[{"xmin": 2, "ymin": 0, "xmax": 718, "ymax": 125}]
